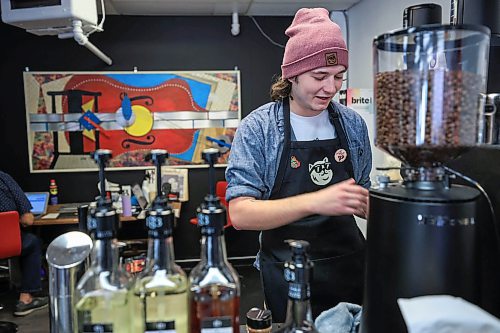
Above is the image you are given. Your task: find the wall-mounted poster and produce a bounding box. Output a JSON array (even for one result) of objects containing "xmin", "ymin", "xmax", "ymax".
[{"xmin": 24, "ymin": 71, "xmax": 240, "ymax": 172}]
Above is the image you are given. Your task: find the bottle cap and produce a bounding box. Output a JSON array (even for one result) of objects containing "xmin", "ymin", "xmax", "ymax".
[{"xmin": 246, "ymin": 307, "xmax": 272, "ymax": 329}]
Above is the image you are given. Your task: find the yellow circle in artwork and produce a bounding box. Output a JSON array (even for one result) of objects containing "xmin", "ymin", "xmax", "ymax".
[{"xmin": 124, "ymin": 105, "xmax": 154, "ymax": 137}]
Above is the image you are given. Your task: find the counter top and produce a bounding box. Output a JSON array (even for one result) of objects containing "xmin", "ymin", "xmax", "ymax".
[{"xmin": 33, "ymin": 202, "xmax": 181, "ymax": 226}]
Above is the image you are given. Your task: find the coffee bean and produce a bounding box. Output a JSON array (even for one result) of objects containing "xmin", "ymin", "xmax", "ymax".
[{"xmin": 375, "ymin": 69, "xmax": 483, "ymax": 166}]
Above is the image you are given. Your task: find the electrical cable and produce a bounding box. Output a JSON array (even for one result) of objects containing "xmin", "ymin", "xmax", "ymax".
[
  {"xmin": 85, "ymin": 0, "xmax": 106, "ymax": 36},
  {"xmin": 97, "ymin": 0, "xmax": 106, "ymax": 30},
  {"xmin": 249, "ymin": 16, "xmax": 285, "ymax": 48},
  {"xmin": 443, "ymin": 165, "xmax": 500, "ymax": 251}
]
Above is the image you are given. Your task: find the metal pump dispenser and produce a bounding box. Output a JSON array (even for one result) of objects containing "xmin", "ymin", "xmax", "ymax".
[
  {"xmin": 284, "ymin": 240, "xmax": 313, "ymax": 301},
  {"xmin": 197, "ymin": 148, "xmax": 226, "ymax": 232},
  {"xmin": 275, "ymin": 240, "xmax": 318, "ymax": 333},
  {"xmin": 88, "ymin": 149, "xmax": 118, "ymax": 239},
  {"xmin": 146, "ymin": 149, "xmax": 175, "ymax": 238}
]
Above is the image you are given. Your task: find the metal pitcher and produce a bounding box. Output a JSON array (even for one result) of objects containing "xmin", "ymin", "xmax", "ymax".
[{"xmin": 46, "ymin": 231, "xmax": 93, "ymax": 333}]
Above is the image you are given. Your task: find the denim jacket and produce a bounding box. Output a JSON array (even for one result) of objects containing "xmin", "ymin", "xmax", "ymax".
[{"xmin": 226, "ymin": 100, "xmax": 372, "ymax": 202}]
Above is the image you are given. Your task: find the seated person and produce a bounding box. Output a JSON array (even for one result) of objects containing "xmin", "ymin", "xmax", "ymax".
[{"xmin": 0, "ymin": 171, "xmax": 48, "ymax": 316}]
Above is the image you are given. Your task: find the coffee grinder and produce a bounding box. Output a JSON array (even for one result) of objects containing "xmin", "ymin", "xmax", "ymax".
[{"xmin": 360, "ymin": 25, "xmax": 491, "ymax": 332}]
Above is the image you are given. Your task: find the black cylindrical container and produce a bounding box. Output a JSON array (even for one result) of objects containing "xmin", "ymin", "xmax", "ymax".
[
  {"xmin": 403, "ymin": 3, "xmax": 442, "ymax": 28},
  {"xmin": 361, "ymin": 183, "xmax": 480, "ymax": 333},
  {"xmin": 451, "ymin": 0, "xmax": 500, "ymax": 35},
  {"xmin": 77, "ymin": 204, "xmax": 89, "ymax": 233}
]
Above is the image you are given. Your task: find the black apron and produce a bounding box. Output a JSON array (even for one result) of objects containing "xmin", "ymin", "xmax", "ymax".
[{"xmin": 260, "ymin": 99, "xmax": 366, "ymax": 322}]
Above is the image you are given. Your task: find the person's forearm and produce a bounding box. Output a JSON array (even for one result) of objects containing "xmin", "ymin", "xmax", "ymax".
[
  {"xmin": 228, "ymin": 194, "xmax": 315, "ymax": 231},
  {"xmin": 228, "ymin": 179, "xmax": 369, "ymax": 230}
]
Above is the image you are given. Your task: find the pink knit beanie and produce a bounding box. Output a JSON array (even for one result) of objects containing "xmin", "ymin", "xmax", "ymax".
[{"xmin": 281, "ymin": 8, "xmax": 348, "ymax": 79}]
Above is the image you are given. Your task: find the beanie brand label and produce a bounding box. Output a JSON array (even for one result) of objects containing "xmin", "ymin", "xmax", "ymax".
[{"xmin": 325, "ymin": 52, "xmax": 338, "ymax": 66}]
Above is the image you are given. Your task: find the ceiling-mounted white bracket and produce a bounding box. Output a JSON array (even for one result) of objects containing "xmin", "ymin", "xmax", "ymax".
[
  {"xmin": 231, "ymin": 11, "xmax": 240, "ymax": 36},
  {"xmin": 72, "ymin": 20, "xmax": 113, "ymax": 65}
]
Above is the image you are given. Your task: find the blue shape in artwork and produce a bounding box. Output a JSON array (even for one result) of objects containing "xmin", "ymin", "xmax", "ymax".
[
  {"xmin": 171, "ymin": 130, "xmax": 200, "ymax": 162},
  {"xmin": 106, "ymin": 74, "xmax": 211, "ymax": 108},
  {"xmin": 121, "ymin": 94, "xmax": 133, "ymax": 120},
  {"xmin": 184, "ymin": 79, "xmax": 210, "ymax": 109},
  {"xmin": 206, "ymin": 136, "xmax": 232, "ymax": 149},
  {"xmin": 79, "ymin": 111, "xmax": 101, "ymax": 130}
]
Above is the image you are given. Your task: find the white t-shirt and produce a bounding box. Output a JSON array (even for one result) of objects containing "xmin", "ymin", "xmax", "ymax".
[{"xmin": 290, "ymin": 109, "xmax": 336, "ymax": 141}]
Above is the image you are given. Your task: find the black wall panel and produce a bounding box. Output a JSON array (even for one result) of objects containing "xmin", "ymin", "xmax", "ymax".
[{"xmin": 0, "ymin": 15, "xmax": 293, "ymax": 259}]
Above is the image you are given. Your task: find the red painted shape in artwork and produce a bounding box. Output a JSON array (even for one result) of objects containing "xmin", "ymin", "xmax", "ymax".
[{"xmin": 62, "ymin": 75, "xmax": 205, "ymax": 156}]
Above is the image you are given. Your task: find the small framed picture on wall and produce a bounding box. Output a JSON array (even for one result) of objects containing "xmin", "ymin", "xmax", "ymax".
[{"xmin": 160, "ymin": 167, "xmax": 189, "ymax": 202}]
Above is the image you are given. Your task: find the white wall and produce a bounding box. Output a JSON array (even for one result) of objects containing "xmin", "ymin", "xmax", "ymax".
[
  {"xmin": 330, "ymin": 11, "xmax": 349, "ymax": 91},
  {"xmin": 347, "ymin": 0, "xmax": 451, "ymax": 88}
]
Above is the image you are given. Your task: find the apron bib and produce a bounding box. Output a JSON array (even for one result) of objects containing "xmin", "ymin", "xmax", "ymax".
[{"xmin": 260, "ymin": 99, "xmax": 365, "ymax": 322}]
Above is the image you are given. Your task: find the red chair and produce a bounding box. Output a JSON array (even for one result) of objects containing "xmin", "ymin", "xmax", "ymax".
[
  {"xmin": 0, "ymin": 211, "xmax": 21, "ymax": 288},
  {"xmin": 216, "ymin": 181, "xmax": 232, "ymax": 227},
  {"xmin": 0, "ymin": 211, "xmax": 21, "ymax": 259},
  {"xmin": 0, "ymin": 212, "xmax": 20, "ymax": 333},
  {"xmin": 190, "ymin": 181, "xmax": 232, "ymax": 228},
  {"xmin": 0, "ymin": 211, "xmax": 21, "ymax": 332}
]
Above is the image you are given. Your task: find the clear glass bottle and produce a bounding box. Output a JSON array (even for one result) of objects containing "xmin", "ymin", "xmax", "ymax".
[
  {"xmin": 75, "ymin": 149, "xmax": 141, "ymax": 333},
  {"xmin": 189, "ymin": 148, "xmax": 240, "ymax": 333},
  {"xmin": 274, "ymin": 240, "xmax": 319, "ymax": 333},
  {"xmin": 134, "ymin": 150, "xmax": 189, "ymax": 333}
]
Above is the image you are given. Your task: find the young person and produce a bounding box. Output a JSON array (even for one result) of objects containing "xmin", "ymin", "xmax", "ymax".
[{"xmin": 226, "ymin": 8, "xmax": 372, "ymax": 321}]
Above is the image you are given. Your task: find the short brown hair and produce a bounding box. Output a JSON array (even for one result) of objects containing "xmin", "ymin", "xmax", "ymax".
[{"xmin": 270, "ymin": 75, "xmax": 292, "ymax": 101}]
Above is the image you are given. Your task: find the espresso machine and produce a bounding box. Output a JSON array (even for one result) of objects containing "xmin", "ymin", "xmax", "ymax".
[{"xmin": 360, "ymin": 24, "xmax": 492, "ymax": 332}]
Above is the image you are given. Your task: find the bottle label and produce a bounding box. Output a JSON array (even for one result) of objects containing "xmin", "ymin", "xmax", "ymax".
[
  {"xmin": 146, "ymin": 216, "xmax": 164, "ymax": 229},
  {"xmin": 200, "ymin": 316, "xmax": 232, "ymax": 333},
  {"xmin": 82, "ymin": 323, "xmax": 113, "ymax": 332},
  {"xmin": 145, "ymin": 320, "xmax": 175, "ymax": 332},
  {"xmin": 49, "ymin": 196, "xmax": 58, "ymax": 205},
  {"xmin": 288, "ymin": 283, "xmax": 310, "ymax": 300}
]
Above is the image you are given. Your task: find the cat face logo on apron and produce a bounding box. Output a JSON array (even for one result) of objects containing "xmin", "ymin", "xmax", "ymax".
[{"xmin": 309, "ymin": 157, "xmax": 333, "ymax": 186}]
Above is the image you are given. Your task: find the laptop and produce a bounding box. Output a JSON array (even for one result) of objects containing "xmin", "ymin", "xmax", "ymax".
[{"xmin": 25, "ymin": 192, "xmax": 49, "ymax": 217}]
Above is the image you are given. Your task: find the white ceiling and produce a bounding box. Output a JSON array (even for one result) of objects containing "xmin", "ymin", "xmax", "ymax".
[{"xmin": 103, "ymin": 0, "xmax": 362, "ymax": 16}]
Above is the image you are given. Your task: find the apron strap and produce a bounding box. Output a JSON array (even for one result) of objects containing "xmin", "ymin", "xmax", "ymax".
[
  {"xmin": 328, "ymin": 103, "xmax": 355, "ymax": 179},
  {"xmin": 270, "ymin": 98, "xmax": 292, "ymax": 198}
]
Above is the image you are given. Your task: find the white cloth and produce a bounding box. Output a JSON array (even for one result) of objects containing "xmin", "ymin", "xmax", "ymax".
[
  {"xmin": 315, "ymin": 302, "xmax": 362, "ymax": 333},
  {"xmin": 398, "ymin": 295, "xmax": 500, "ymax": 333},
  {"xmin": 290, "ymin": 109, "xmax": 336, "ymax": 141}
]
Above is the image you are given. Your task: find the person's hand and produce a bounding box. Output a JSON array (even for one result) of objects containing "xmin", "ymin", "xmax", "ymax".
[
  {"xmin": 355, "ymin": 195, "xmax": 370, "ymax": 220},
  {"xmin": 308, "ymin": 178, "xmax": 369, "ymax": 218},
  {"xmin": 20, "ymin": 212, "xmax": 35, "ymax": 227}
]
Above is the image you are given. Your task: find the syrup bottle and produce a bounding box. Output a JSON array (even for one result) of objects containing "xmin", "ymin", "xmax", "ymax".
[
  {"xmin": 189, "ymin": 148, "xmax": 240, "ymax": 332},
  {"xmin": 135, "ymin": 149, "xmax": 189, "ymax": 332}
]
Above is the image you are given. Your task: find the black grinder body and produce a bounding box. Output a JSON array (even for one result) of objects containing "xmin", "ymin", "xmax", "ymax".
[{"xmin": 361, "ymin": 183, "xmax": 480, "ymax": 333}]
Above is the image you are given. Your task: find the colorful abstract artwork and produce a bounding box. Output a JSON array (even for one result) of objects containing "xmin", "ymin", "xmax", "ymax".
[{"xmin": 24, "ymin": 71, "xmax": 240, "ymax": 172}]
